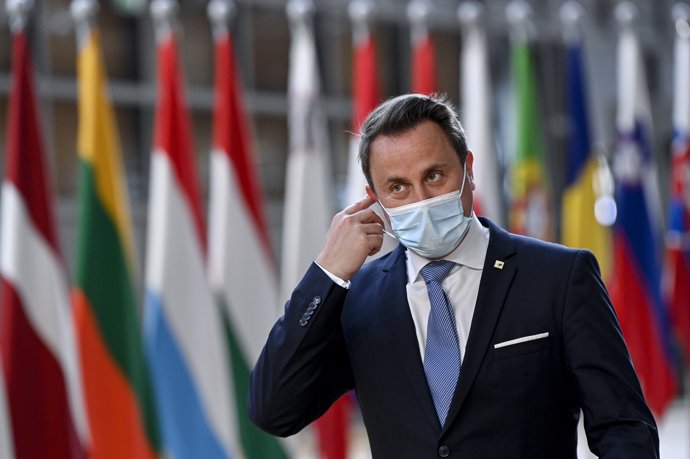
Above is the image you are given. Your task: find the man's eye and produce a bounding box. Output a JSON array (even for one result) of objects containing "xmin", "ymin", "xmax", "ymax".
[
  {"xmin": 427, "ymin": 172, "xmax": 441, "ymax": 182},
  {"xmin": 391, "ymin": 183, "xmax": 404, "ymax": 193}
]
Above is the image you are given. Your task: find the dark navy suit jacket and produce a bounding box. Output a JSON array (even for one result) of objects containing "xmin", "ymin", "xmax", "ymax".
[{"xmin": 249, "ymin": 218, "xmax": 659, "ymax": 458}]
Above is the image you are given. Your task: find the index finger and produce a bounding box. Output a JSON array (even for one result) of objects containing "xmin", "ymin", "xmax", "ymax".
[{"xmin": 343, "ymin": 194, "xmax": 376, "ymax": 215}]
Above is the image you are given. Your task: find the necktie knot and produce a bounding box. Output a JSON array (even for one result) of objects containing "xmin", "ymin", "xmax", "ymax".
[{"xmin": 420, "ymin": 260, "xmax": 455, "ymax": 284}]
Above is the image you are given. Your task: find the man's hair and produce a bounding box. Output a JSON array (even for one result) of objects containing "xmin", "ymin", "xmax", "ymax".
[{"xmin": 358, "ymin": 93, "xmax": 468, "ymax": 191}]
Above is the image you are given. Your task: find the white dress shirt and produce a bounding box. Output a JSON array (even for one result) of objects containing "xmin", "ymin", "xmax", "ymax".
[
  {"xmin": 405, "ymin": 214, "xmax": 489, "ymax": 360},
  {"xmin": 317, "ymin": 214, "xmax": 490, "ymax": 361}
]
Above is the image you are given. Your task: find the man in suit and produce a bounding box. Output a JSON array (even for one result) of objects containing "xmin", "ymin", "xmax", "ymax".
[{"xmin": 249, "ymin": 93, "xmax": 659, "ymax": 458}]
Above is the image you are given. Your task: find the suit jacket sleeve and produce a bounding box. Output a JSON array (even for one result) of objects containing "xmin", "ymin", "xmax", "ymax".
[
  {"xmin": 248, "ymin": 263, "xmax": 354, "ymax": 437},
  {"xmin": 564, "ymin": 250, "xmax": 659, "ymax": 458}
]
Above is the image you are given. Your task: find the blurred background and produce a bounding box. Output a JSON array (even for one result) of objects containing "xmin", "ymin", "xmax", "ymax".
[{"xmin": 1, "ymin": 0, "xmax": 689, "ymax": 458}]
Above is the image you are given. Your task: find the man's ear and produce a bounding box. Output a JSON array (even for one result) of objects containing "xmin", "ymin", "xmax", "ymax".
[
  {"xmin": 466, "ymin": 151, "xmax": 476, "ymax": 191},
  {"xmin": 365, "ymin": 185, "xmax": 377, "ymax": 202}
]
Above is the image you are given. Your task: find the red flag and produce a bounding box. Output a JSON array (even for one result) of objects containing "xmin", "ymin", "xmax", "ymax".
[
  {"xmin": 315, "ymin": 402, "xmax": 348, "ymax": 459},
  {"xmin": 345, "ymin": 27, "xmax": 386, "ymax": 215},
  {"xmin": 353, "ymin": 33, "xmax": 380, "ymax": 128},
  {"xmin": 1, "ymin": 31, "xmax": 90, "ymax": 459},
  {"xmin": 208, "ymin": 29, "xmax": 288, "ymax": 459},
  {"xmin": 411, "ymin": 32, "xmax": 437, "ymax": 94}
]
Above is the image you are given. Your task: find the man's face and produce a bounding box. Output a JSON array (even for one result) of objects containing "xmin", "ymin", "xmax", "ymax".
[{"xmin": 366, "ymin": 120, "xmax": 474, "ymax": 214}]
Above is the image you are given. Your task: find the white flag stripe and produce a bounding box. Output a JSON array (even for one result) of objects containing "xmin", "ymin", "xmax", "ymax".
[
  {"xmin": 346, "ymin": 137, "xmax": 368, "ymax": 208},
  {"xmin": 0, "ymin": 357, "xmax": 15, "ymax": 459},
  {"xmin": 0, "ymin": 183, "xmax": 90, "ymax": 445},
  {"xmin": 616, "ymin": 29, "xmax": 638, "ymax": 133},
  {"xmin": 281, "ymin": 18, "xmax": 333, "ymax": 302},
  {"xmin": 674, "ymin": 27, "xmax": 690, "ymax": 132},
  {"xmin": 208, "ymin": 149, "xmax": 281, "ymax": 364},
  {"xmin": 462, "ymin": 23, "xmax": 503, "ymax": 226},
  {"xmin": 145, "ymin": 152, "xmax": 234, "ymax": 454},
  {"xmin": 616, "ymin": 27, "xmax": 664, "ymax": 234}
]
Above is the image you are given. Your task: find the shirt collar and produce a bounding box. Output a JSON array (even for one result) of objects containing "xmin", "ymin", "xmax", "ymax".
[{"xmin": 406, "ymin": 213, "xmax": 490, "ymax": 283}]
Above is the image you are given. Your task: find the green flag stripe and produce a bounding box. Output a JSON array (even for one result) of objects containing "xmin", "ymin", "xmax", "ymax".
[
  {"xmin": 218, "ymin": 298, "xmax": 288, "ymax": 459},
  {"xmin": 74, "ymin": 158, "xmax": 160, "ymax": 448}
]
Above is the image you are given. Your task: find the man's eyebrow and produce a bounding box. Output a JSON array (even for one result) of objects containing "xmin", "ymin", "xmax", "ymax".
[
  {"xmin": 382, "ymin": 162, "xmax": 449, "ymax": 185},
  {"xmin": 383, "ymin": 175, "xmax": 407, "ymax": 185}
]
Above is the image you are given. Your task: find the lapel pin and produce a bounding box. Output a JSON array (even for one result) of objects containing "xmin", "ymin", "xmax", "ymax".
[{"xmin": 494, "ymin": 260, "xmax": 505, "ymax": 270}]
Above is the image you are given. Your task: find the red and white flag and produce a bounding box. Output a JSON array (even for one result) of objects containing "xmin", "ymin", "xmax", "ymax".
[
  {"xmin": 346, "ymin": 14, "xmax": 396, "ymax": 257},
  {"xmin": 1, "ymin": 30, "xmax": 90, "ymax": 459},
  {"xmin": 345, "ymin": 20, "xmax": 380, "ymax": 207},
  {"xmin": 409, "ymin": 3, "xmax": 436, "ymax": 95},
  {"xmin": 207, "ymin": 19, "xmax": 288, "ymax": 459}
]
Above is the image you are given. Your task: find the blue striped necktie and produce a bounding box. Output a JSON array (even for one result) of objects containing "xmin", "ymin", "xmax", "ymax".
[{"xmin": 421, "ymin": 260, "xmax": 460, "ymax": 427}]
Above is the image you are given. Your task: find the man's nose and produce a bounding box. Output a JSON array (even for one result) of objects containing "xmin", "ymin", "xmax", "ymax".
[{"xmin": 411, "ymin": 188, "xmax": 433, "ymax": 203}]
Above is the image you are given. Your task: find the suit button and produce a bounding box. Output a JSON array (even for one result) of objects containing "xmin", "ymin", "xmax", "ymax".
[
  {"xmin": 438, "ymin": 445, "xmax": 450, "ymax": 457},
  {"xmin": 312, "ymin": 296, "xmax": 321, "ymax": 305},
  {"xmin": 299, "ymin": 318, "xmax": 308, "ymax": 327}
]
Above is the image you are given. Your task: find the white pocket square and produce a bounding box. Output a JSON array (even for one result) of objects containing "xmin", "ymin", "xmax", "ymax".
[{"xmin": 494, "ymin": 332, "xmax": 549, "ymax": 349}]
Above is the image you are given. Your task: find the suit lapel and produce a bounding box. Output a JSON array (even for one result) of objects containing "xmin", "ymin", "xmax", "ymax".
[
  {"xmin": 443, "ymin": 219, "xmax": 517, "ymax": 433},
  {"xmin": 380, "ymin": 244, "xmax": 441, "ymax": 431}
]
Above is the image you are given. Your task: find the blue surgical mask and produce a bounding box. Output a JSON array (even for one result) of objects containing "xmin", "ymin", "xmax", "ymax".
[{"xmin": 381, "ymin": 164, "xmax": 471, "ymax": 259}]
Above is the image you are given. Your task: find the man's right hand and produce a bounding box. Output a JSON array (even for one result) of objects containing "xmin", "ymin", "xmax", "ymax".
[{"xmin": 315, "ymin": 195, "xmax": 385, "ymax": 281}]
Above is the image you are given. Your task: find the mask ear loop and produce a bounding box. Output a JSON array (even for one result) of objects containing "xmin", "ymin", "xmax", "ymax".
[
  {"xmin": 376, "ymin": 201, "xmax": 399, "ymax": 240},
  {"xmin": 459, "ymin": 159, "xmax": 468, "ymax": 196}
]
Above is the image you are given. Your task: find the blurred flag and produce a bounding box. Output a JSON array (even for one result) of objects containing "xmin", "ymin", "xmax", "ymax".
[
  {"xmin": 0, "ymin": 30, "xmax": 90, "ymax": 459},
  {"xmin": 410, "ymin": 21, "xmax": 436, "ymax": 94},
  {"xmin": 508, "ymin": 41, "xmax": 552, "ymax": 241},
  {"xmin": 666, "ymin": 18, "xmax": 690, "ymax": 362},
  {"xmin": 207, "ymin": 24, "xmax": 288, "ymax": 459},
  {"xmin": 346, "ymin": 12, "xmax": 395, "ymax": 258},
  {"xmin": 72, "ymin": 27, "xmax": 159, "ymax": 459},
  {"xmin": 609, "ymin": 23, "xmax": 676, "ymax": 417},
  {"xmin": 143, "ymin": 32, "xmax": 236, "ymax": 459},
  {"xmin": 0, "ymin": 358, "xmax": 14, "ymax": 459},
  {"xmin": 283, "ymin": 7, "xmax": 348, "ymax": 459},
  {"xmin": 460, "ymin": 11, "xmax": 504, "ymax": 226},
  {"xmin": 561, "ymin": 40, "xmax": 612, "ymax": 278},
  {"xmin": 345, "ymin": 16, "xmax": 380, "ymax": 207}
]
